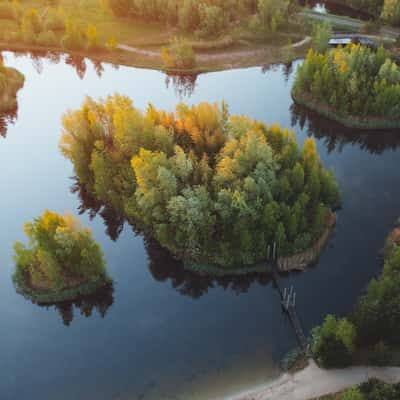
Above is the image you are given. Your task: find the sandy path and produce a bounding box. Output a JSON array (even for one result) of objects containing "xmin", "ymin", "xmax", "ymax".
[
  {"xmin": 231, "ymin": 360, "xmax": 400, "ymax": 400},
  {"xmin": 292, "ymin": 36, "xmax": 311, "ymax": 48},
  {"xmin": 117, "ymin": 37, "xmax": 311, "ymax": 64}
]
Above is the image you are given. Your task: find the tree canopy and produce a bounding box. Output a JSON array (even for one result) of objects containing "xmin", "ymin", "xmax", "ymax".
[
  {"xmin": 107, "ymin": 0, "xmax": 295, "ymax": 37},
  {"xmin": 13, "ymin": 210, "xmax": 109, "ymax": 299},
  {"xmin": 293, "ymin": 45, "xmax": 400, "ymax": 124},
  {"xmin": 60, "ymin": 95, "xmax": 340, "ymax": 269}
]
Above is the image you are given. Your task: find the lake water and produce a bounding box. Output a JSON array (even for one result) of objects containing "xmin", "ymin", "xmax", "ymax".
[{"xmin": 1, "ymin": 53, "xmax": 400, "ymax": 400}]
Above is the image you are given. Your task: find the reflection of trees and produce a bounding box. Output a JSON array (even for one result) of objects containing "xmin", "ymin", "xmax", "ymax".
[
  {"xmin": 65, "ymin": 55, "xmax": 87, "ymax": 79},
  {"xmin": 0, "ymin": 106, "xmax": 18, "ymax": 138},
  {"xmin": 71, "ymin": 178, "xmax": 125, "ymax": 241},
  {"xmin": 37, "ymin": 283, "xmax": 114, "ymax": 326},
  {"xmin": 165, "ymin": 73, "xmax": 198, "ymax": 97},
  {"xmin": 10, "ymin": 50, "xmax": 107, "ymax": 80},
  {"xmin": 72, "ymin": 179, "xmax": 274, "ymax": 299},
  {"xmin": 145, "ymin": 236, "xmax": 273, "ymax": 299},
  {"xmin": 291, "ymin": 102, "xmax": 400, "ymax": 155}
]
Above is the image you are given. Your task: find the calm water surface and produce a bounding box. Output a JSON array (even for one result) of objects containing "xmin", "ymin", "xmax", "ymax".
[{"xmin": 1, "ymin": 53, "xmax": 400, "ymax": 400}]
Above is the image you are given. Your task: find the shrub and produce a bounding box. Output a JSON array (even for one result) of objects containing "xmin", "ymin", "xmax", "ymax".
[
  {"xmin": 44, "ymin": 10, "xmax": 65, "ymax": 32},
  {"xmin": 86, "ymin": 24, "xmax": 100, "ymax": 51},
  {"xmin": 21, "ymin": 8, "xmax": 42, "ymax": 35},
  {"xmin": 106, "ymin": 36, "xmax": 117, "ymax": 52},
  {"xmin": 0, "ymin": 2, "xmax": 15, "ymax": 20},
  {"xmin": 368, "ymin": 341, "xmax": 391, "ymax": 366},
  {"xmin": 311, "ymin": 315, "xmax": 356, "ymax": 368},
  {"xmin": 162, "ymin": 37, "xmax": 196, "ymax": 69},
  {"xmin": 36, "ymin": 30, "xmax": 58, "ymax": 47},
  {"xmin": 108, "ymin": 0, "xmax": 131, "ymax": 16},
  {"xmin": 62, "ymin": 18, "xmax": 84, "ymax": 50},
  {"xmin": 312, "ymin": 22, "xmax": 332, "ymax": 53}
]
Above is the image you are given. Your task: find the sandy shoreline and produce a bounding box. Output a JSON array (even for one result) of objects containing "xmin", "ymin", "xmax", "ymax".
[{"xmin": 229, "ymin": 360, "xmax": 400, "ymax": 400}]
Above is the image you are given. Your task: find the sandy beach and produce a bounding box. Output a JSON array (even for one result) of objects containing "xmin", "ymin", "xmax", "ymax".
[{"xmin": 230, "ymin": 360, "xmax": 400, "ymax": 400}]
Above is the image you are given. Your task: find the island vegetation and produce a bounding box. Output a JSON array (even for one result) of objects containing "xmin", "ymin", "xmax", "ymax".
[
  {"xmin": 13, "ymin": 210, "xmax": 111, "ymax": 303},
  {"xmin": 311, "ymin": 222, "xmax": 400, "ymax": 369},
  {"xmin": 292, "ymin": 44, "xmax": 400, "ymax": 129},
  {"xmin": 60, "ymin": 95, "xmax": 340, "ymax": 270},
  {"xmin": 0, "ymin": 55, "xmax": 24, "ymax": 112},
  {"xmin": 0, "ymin": 0, "xmax": 314, "ymax": 72}
]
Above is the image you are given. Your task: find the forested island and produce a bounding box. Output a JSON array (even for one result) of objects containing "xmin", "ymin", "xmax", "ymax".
[
  {"xmin": 0, "ymin": 56, "xmax": 24, "ymax": 113},
  {"xmin": 60, "ymin": 95, "xmax": 340, "ymax": 271},
  {"xmin": 13, "ymin": 210, "xmax": 111, "ymax": 303},
  {"xmin": 292, "ymin": 44, "xmax": 400, "ymax": 129}
]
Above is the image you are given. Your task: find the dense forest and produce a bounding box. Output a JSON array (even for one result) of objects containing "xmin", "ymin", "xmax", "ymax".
[
  {"xmin": 108, "ymin": 0, "xmax": 296, "ymax": 36},
  {"xmin": 60, "ymin": 95, "xmax": 340, "ymax": 269},
  {"xmin": 293, "ymin": 45, "xmax": 400, "ymax": 126},
  {"xmin": 335, "ymin": 0, "xmax": 400, "ymax": 24},
  {"xmin": 312, "ymin": 225, "xmax": 400, "ymax": 368},
  {"xmin": 338, "ymin": 0, "xmax": 384, "ymax": 17},
  {"xmin": 13, "ymin": 210, "xmax": 110, "ymax": 302},
  {"xmin": 0, "ymin": 56, "xmax": 24, "ymax": 112}
]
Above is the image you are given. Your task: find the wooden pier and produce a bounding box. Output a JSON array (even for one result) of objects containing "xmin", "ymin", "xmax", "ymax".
[{"xmin": 272, "ymin": 268, "xmax": 310, "ymax": 354}]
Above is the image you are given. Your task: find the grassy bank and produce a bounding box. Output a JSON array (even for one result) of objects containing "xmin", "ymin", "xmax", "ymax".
[
  {"xmin": 0, "ymin": 0, "xmax": 312, "ymax": 72},
  {"xmin": 292, "ymin": 89, "xmax": 400, "ymax": 130},
  {"xmin": 0, "ymin": 38, "xmax": 309, "ymax": 74}
]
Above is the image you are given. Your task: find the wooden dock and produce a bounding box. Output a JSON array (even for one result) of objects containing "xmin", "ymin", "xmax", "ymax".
[{"xmin": 272, "ymin": 268, "xmax": 309, "ymax": 354}]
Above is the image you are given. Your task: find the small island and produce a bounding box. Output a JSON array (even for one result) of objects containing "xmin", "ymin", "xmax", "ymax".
[
  {"xmin": 13, "ymin": 210, "xmax": 111, "ymax": 303},
  {"xmin": 60, "ymin": 95, "xmax": 340, "ymax": 272},
  {"xmin": 0, "ymin": 57, "xmax": 24, "ymax": 113},
  {"xmin": 292, "ymin": 44, "xmax": 400, "ymax": 129}
]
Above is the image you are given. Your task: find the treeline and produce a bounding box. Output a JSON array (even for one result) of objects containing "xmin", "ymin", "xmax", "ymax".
[
  {"xmin": 312, "ymin": 226, "xmax": 400, "ymax": 368},
  {"xmin": 60, "ymin": 95, "xmax": 340, "ymax": 269},
  {"xmin": 339, "ymin": 0, "xmax": 384, "ymax": 17},
  {"xmin": 108, "ymin": 0, "xmax": 296, "ymax": 37},
  {"xmin": 0, "ymin": 0, "xmax": 116, "ymax": 51},
  {"xmin": 334, "ymin": 0, "xmax": 400, "ymax": 25},
  {"xmin": 293, "ymin": 45, "xmax": 400, "ymax": 124}
]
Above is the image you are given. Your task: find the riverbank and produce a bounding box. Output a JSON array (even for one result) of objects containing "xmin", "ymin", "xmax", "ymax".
[
  {"xmin": 292, "ymin": 89, "xmax": 400, "ymax": 130},
  {"xmin": 0, "ymin": 35, "xmax": 310, "ymax": 74},
  {"xmin": 231, "ymin": 360, "xmax": 400, "ymax": 400},
  {"xmin": 183, "ymin": 213, "xmax": 336, "ymax": 276},
  {"xmin": 277, "ymin": 213, "xmax": 336, "ymax": 272}
]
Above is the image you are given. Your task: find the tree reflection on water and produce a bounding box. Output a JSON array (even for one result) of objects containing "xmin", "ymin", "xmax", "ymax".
[
  {"xmin": 291, "ymin": 102, "xmax": 400, "ymax": 155},
  {"xmin": 165, "ymin": 73, "xmax": 198, "ymax": 98},
  {"xmin": 0, "ymin": 106, "xmax": 18, "ymax": 138},
  {"xmin": 72, "ymin": 179, "xmax": 274, "ymax": 300},
  {"xmin": 34, "ymin": 283, "xmax": 115, "ymax": 326}
]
